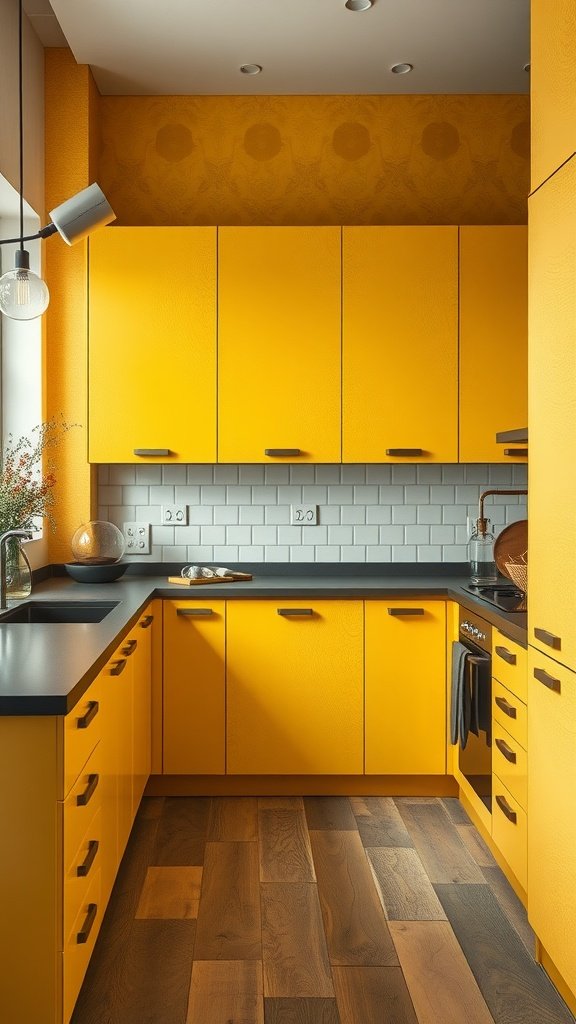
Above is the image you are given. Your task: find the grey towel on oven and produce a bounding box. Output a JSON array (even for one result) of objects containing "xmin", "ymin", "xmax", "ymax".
[{"xmin": 450, "ymin": 641, "xmax": 469, "ymax": 745}]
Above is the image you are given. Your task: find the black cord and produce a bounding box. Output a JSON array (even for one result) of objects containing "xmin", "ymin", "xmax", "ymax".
[
  {"xmin": 0, "ymin": 225, "xmax": 57, "ymax": 246},
  {"xmin": 18, "ymin": 0, "xmax": 24, "ymax": 250}
]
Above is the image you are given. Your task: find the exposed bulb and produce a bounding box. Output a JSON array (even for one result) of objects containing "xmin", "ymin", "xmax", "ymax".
[{"xmin": 0, "ymin": 249, "xmax": 49, "ymax": 320}]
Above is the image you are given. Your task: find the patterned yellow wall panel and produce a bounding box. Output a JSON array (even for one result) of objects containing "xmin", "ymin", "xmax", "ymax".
[{"xmin": 97, "ymin": 94, "xmax": 529, "ymax": 226}]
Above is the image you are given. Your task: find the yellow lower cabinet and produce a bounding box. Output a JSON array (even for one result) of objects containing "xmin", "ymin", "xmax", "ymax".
[
  {"xmin": 63, "ymin": 809, "xmax": 102, "ymax": 953},
  {"xmin": 492, "ymin": 724, "xmax": 527, "ymax": 811},
  {"xmin": 62, "ymin": 869, "xmax": 102, "ymax": 1024},
  {"xmin": 492, "ymin": 678, "xmax": 527, "ymax": 749},
  {"xmin": 365, "ymin": 600, "xmax": 446, "ymax": 774},
  {"xmin": 227, "ymin": 600, "xmax": 363, "ymax": 774},
  {"xmin": 492, "ymin": 776, "xmax": 527, "ymax": 891},
  {"xmin": 131, "ymin": 604, "xmax": 155, "ymax": 814},
  {"xmin": 163, "ymin": 600, "xmax": 226, "ymax": 774},
  {"xmin": 528, "ymin": 648, "xmax": 576, "ymax": 995},
  {"xmin": 492, "ymin": 629, "xmax": 528, "ymax": 703},
  {"xmin": 62, "ymin": 673, "xmax": 102, "ymax": 799}
]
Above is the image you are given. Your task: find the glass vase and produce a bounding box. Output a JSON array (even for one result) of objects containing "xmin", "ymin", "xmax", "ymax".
[{"xmin": 5, "ymin": 537, "xmax": 32, "ymax": 600}]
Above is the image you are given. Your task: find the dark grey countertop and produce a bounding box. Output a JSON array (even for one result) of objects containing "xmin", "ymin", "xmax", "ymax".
[{"xmin": 0, "ymin": 566, "xmax": 527, "ymax": 715}]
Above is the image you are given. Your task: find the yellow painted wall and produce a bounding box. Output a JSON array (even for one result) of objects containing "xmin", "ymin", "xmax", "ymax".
[{"xmin": 98, "ymin": 94, "xmax": 529, "ymax": 225}]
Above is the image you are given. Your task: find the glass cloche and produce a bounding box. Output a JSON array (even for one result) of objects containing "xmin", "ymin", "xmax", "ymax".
[{"xmin": 71, "ymin": 520, "xmax": 125, "ymax": 565}]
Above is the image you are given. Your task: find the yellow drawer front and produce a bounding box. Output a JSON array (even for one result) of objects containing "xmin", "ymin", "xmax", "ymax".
[
  {"xmin": 492, "ymin": 678, "xmax": 527, "ymax": 750},
  {"xmin": 62, "ymin": 676, "xmax": 102, "ymax": 798},
  {"xmin": 63, "ymin": 808, "xmax": 102, "ymax": 948},
  {"xmin": 492, "ymin": 725, "xmax": 527, "ymax": 811},
  {"xmin": 62, "ymin": 869, "xmax": 102, "ymax": 1024},
  {"xmin": 63, "ymin": 745, "xmax": 101, "ymax": 872},
  {"xmin": 492, "ymin": 775, "xmax": 527, "ymax": 891},
  {"xmin": 492, "ymin": 630, "xmax": 527, "ymax": 702}
]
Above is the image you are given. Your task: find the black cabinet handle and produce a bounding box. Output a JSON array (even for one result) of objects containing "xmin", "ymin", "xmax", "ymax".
[
  {"xmin": 264, "ymin": 449, "xmax": 301, "ymax": 457},
  {"xmin": 76, "ymin": 773, "xmax": 99, "ymax": 807},
  {"xmin": 504, "ymin": 448, "xmax": 528, "ymax": 457},
  {"xmin": 533, "ymin": 667, "xmax": 561, "ymax": 693},
  {"xmin": 495, "ymin": 645, "xmax": 517, "ymax": 666},
  {"xmin": 121, "ymin": 639, "xmax": 138, "ymax": 657},
  {"xmin": 140, "ymin": 614, "xmax": 154, "ymax": 629},
  {"xmin": 495, "ymin": 794, "xmax": 517, "ymax": 824},
  {"xmin": 110, "ymin": 658, "xmax": 127, "ymax": 676},
  {"xmin": 77, "ymin": 903, "xmax": 98, "ymax": 944},
  {"xmin": 385, "ymin": 448, "xmax": 423, "ymax": 457},
  {"xmin": 387, "ymin": 607, "xmax": 424, "ymax": 616},
  {"xmin": 277, "ymin": 608, "xmax": 314, "ymax": 616},
  {"xmin": 494, "ymin": 695, "xmax": 517, "ymax": 719},
  {"xmin": 77, "ymin": 700, "xmax": 99, "ymax": 730},
  {"xmin": 534, "ymin": 627, "xmax": 561, "ymax": 651},
  {"xmin": 133, "ymin": 448, "xmax": 171, "ymax": 457},
  {"xmin": 77, "ymin": 840, "xmax": 99, "ymax": 878},
  {"xmin": 495, "ymin": 737, "xmax": 517, "ymax": 764},
  {"xmin": 177, "ymin": 607, "xmax": 213, "ymax": 616}
]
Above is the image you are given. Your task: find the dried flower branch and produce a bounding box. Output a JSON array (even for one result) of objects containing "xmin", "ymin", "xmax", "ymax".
[{"xmin": 0, "ymin": 418, "xmax": 78, "ymax": 535}]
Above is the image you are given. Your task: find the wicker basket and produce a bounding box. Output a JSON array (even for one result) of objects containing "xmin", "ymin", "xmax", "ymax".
[{"xmin": 505, "ymin": 559, "xmax": 527, "ymax": 594}]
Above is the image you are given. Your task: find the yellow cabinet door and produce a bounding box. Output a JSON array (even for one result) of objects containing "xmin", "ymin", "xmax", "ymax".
[
  {"xmin": 531, "ymin": 0, "xmax": 576, "ymax": 191},
  {"xmin": 529, "ymin": 157, "xmax": 576, "ymax": 669},
  {"xmin": 98, "ymin": 639, "xmax": 133, "ymax": 904},
  {"xmin": 528, "ymin": 649, "xmax": 576, "ymax": 995},
  {"xmin": 365, "ymin": 600, "xmax": 446, "ymax": 774},
  {"xmin": 89, "ymin": 227, "xmax": 217, "ymax": 463},
  {"xmin": 227, "ymin": 600, "xmax": 363, "ymax": 774},
  {"xmin": 218, "ymin": 227, "xmax": 341, "ymax": 463},
  {"xmin": 131, "ymin": 604, "xmax": 155, "ymax": 815},
  {"xmin": 342, "ymin": 227, "xmax": 458, "ymax": 463},
  {"xmin": 163, "ymin": 600, "xmax": 226, "ymax": 774},
  {"xmin": 459, "ymin": 226, "xmax": 528, "ymax": 463}
]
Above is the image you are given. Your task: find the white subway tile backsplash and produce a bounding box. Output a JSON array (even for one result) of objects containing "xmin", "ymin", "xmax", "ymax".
[{"xmin": 100, "ymin": 462, "xmax": 524, "ymax": 565}]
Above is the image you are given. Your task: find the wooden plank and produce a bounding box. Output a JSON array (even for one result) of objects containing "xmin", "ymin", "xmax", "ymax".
[
  {"xmin": 138, "ymin": 796, "xmax": 165, "ymax": 820},
  {"xmin": 153, "ymin": 797, "xmax": 211, "ymax": 867},
  {"xmin": 350, "ymin": 796, "xmax": 414, "ymax": 848},
  {"xmin": 395, "ymin": 801, "xmax": 485, "ymax": 884},
  {"xmin": 187, "ymin": 960, "xmax": 264, "ymax": 1024},
  {"xmin": 366, "ymin": 848, "xmax": 447, "ymax": 921},
  {"xmin": 72, "ymin": 920, "xmax": 196, "ymax": 1024},
  {"xmin": 435, "ymin": 883, "xmax": 576, "ymax": 1024},
  {"xmin": 207, "ymin": 796, "xmax": 259, "ymax": 841},
  {"xmin": 455, "ymin": 825, "xmax": 497, "ymax": 868},
  {"xmin": 194, "ymin": 842, "xmax": 261, "ymax": 959},
  {"xmin": 261, "ymin": 882, "xmax": 334, "ymax": 997},
  {"xmin": 304, "ymin": 797, "xmax": 357, "ymax": 830},
  {"xmin": 259, "ymin": 798, "xmax": 305, "ymax": 811},
  {"xmin": 135, "ymin": 866, "xmax": 203, "ymax": 919},
  {"xmin": 332, "ymin": 966, "xmax": 418, "ymax": 1024},
  {"xmin": 389, "ymin": 920, "xmax": 495, "ymax": 1024},
  {"xmin": 442, "ymin": 797, "xmax": 472, "ymax": 825},
  {"xmin": 309, "ymin": 830, "xmax": 398, "ymax": 966},
  {"xmin": 259, "ymin": 809, "xmax": 316, "ymax": 883},
  {"xmin": 482, "ymin": 865, "xmax": 536, "ymax": 955},
  {"xmin": 264, "ymin": 998, "xmax": 341, "ymax": 1023}
]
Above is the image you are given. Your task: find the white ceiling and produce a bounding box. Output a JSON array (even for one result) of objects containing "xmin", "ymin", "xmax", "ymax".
[{"xmin": 29, "ymin": 0, "xmax": 530, "ymax": 97}]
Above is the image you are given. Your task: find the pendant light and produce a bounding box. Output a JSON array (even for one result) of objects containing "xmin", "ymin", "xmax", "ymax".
[{"xmin": 0, "ymin": 0, "xmax": 115, "ymax": 320}]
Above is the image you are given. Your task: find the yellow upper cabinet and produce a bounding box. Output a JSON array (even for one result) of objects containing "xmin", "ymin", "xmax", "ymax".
[
  {"xmin": 529, "ymin": 157, "xmax": 576, "ymax": 669},
  {"xmin": 89, "ymin": 227, "xmax": 217, "ymax": 463},
  {"xmin": 459, "ymin": 226, "xmax": 528, "ymax": 463},
  {"xmin": 342, "ymin": 226, "xmax": 458, "ymax": 463},
  {"xmin": 531, "ymin": 0, "xmax": 576, "ymax": 191},
  {"xmin": 218, "ymin": 227, "xmax": 341, "ymax": 463}
]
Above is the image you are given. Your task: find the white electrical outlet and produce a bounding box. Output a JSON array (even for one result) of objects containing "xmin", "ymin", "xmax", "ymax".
[
  {"xmin": 162, "ymin": 505, "xmax": 188, "ymax": 525},
  {"xmin": 123, "ymin": 522, "xmax": 150, "ymax": 554},
  {"xmin": 291, "ymin": 504, "xmax": 319, "ymax": 525}
]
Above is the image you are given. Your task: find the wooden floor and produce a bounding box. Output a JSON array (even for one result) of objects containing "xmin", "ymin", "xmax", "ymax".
[{"xmin": 72, "ymin": 795, "xmax": 575, "ymax": 1024}]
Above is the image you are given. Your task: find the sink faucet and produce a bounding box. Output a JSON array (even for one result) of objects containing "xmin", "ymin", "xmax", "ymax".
[{"xmin": 0, "ymin": 529, "xmax": 34, "ymax": 609}]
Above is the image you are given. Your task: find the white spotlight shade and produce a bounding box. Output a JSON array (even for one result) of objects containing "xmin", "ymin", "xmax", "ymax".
[
  {"xmin": 0, "ymin": 249, "xmax": 49, "ymax": 320},
  {"xmin": 49, "ymin": 183, "xmax": 116, "ymax": 246}
]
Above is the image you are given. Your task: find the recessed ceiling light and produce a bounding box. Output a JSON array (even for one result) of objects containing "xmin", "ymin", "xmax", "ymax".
[
  {"xmin": 391, "ymin": 63, "xmax": 413, "ymax": 75},
  {"xmin": 345, "ymin": 0, "xmax": 373, "ymax": 11},
  {"xmin": 523, "ymin": 63, "xmax": 531, "ymax": 72},
  {"xmin": 240, "ymin": 64, "xmax": 262, "ymax": 75}
]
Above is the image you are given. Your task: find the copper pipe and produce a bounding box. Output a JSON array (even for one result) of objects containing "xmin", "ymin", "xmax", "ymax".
[{"xmin": 477, "ymin": 488, "xmax": 528, "ymax": 536}]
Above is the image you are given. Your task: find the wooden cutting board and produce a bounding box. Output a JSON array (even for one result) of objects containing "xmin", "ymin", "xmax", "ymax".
[{"xmin": 167, "ymin": 573, "xmax": 252, "ymax": 586}]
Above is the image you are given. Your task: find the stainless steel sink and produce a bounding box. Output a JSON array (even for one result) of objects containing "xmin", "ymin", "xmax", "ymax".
[{"xmin": 0, "ymin": 601, "xmax": 118, "ymax": 624}]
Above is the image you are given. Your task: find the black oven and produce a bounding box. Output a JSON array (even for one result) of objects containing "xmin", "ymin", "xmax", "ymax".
[{"xmin": 453, "ymin": 608, "xmax": 492, "ymax": 812}]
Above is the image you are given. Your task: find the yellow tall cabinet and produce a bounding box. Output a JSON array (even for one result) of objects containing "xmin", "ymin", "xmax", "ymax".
[
  {"xmin": 365, "ymin": 600, "xmax": 446, "ymax": 774},
  {"xmin": 459, "ymin": 226, "xmax": 528, "ymax": 463},
  {"xmin": 227, "ymin": 599, "xmax": 363, "ymax": 774},
  {"xmin": 531, "ymin": 0, "xmax": 576, "ymax": 192},
  {"xmin": 218, "ymin": 227, "xmax": 341, "ymax": 463},
  {"xmin": 342, "ymin": 226, "xmax": 458, "ymax": 463},
  {"xmin": 528, "ymin": 157, "xmax": 576, "ymax": 669},
  {"xmin": 89, "ymin": 227, "xmax": 217, "ymax": 463}
]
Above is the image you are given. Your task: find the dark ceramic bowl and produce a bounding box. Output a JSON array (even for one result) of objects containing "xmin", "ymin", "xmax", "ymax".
[{"xmin": 64, "ymin": 562, "xmax": 128, "ymax": 583}]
